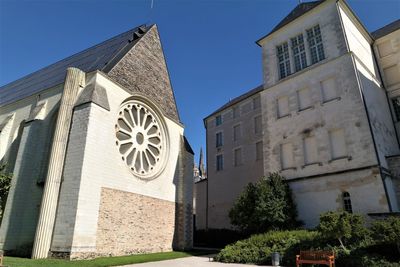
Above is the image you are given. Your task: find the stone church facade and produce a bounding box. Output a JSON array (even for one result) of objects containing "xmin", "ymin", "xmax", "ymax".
[
  {"xmin": 0, "ymin": 24, "xmax": 193, "ymax": 259},
  {"xmin": 199, "ymin": 0, "xmax": 400, "ymax": 229}
]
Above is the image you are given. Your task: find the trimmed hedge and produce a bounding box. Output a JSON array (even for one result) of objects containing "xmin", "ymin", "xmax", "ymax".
[{"xmin": 214, "ymin": 230, "xmax": 319, "ymax": 266}]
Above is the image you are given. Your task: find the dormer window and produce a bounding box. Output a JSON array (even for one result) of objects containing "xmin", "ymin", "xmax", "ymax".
[
  {"xmin": 277, "ymin": 42, "xmax": 291, "ymax": 79},
  {"xmin": 307, "ymin": 25, "xmax": 325, "ymax": 64},
  {"xmin": 291, "ymin": 34, "xmax": 307, "ymax": 71}
]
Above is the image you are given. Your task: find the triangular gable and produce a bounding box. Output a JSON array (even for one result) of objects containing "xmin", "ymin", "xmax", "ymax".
[{"xmin": 107, "ymin": 25, "xmax": 180, "ymax": 122}]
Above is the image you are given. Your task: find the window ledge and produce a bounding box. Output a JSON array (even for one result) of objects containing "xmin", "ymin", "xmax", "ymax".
[
  {"xmin": 329, "ymin": 156, "xmax": 352, "ymax": 163},
  {"xmin": 321, "ymin": 97, "xmax": 341, "ymax": 106},
  {"xmin": 301, "ymin": 162, "xmax": 323, "ymax": 169},
  {"xmin": 277, "ymin": 113, "xmax": 292, "ymax": 120},
  {"xmin": 297, "ymin": 106, "xmax": 314, "ymax": 114},
  {"xmin": 280, "ymin": 167, "xmax": 297, "ymax": 171}
]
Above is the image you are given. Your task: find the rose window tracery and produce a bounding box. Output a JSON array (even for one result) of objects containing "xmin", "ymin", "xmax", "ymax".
[{"xmin": 115, "ymin": 100, "xmax": 168, "ymax": 179}]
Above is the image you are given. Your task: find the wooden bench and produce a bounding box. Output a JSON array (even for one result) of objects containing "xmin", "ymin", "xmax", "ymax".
[{"xmin": 296, "ymin": 250, "xmax": 335, "ymax": 267}]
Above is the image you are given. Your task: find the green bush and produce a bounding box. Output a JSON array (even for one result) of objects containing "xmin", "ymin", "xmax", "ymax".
[
  {"xmin": 215, "ymin": 213, "xmax": 400, "ymax": 266},
  {"xmin": 228, "ymin": 173, "xmax": 299, "ymax": 235},
  {"xmin": 214, "ymin": 230, "xmax": 319, "ymax": 265},
  {"xmin": 0, "ymin": 164, "xmax": 12, "ymax": 220},
  {"xmin": 318, "ymin": 211, "xmax": 369, "ymax": 250},
  {"xmin": 371, "ymin": 216, "xmax": 400, "ymax": 254}
]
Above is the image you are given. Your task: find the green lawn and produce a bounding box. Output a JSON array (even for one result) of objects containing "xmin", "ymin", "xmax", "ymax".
[{"xmin": 4, "ymin": 250, "xmax": 216, "ymax": 267}]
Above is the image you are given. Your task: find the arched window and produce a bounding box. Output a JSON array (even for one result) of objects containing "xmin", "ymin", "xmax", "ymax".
[{"xmin": 343, "ymin": 192, "xmax": 353, "ymax": 213}]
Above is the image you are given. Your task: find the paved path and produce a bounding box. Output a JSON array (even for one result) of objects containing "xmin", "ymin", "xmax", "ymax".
[{"xmin": 119, "ymin": 255, "xmax": 269, "ymax": 267}]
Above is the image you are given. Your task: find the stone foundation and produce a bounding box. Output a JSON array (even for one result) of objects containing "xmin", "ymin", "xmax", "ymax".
[{"xmin": 95, "ymin": 187, "xmax": 177, "ymax": 257}]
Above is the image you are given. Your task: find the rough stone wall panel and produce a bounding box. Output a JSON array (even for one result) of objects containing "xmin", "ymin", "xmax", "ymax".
[
  {"xmin": 108, "ymin": 25, "xmax": 179, "ymax": 122},
  {"xmin": 95, "ymin": 188, "xmax": 175, "ymax": 257}
]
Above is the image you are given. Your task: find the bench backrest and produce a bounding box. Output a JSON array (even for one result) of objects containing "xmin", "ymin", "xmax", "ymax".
[{"xmin": 299, "ymin": 250, "xmax": 334, "ymax": 260}]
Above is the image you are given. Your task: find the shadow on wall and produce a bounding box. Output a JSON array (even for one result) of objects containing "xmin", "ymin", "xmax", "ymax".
[
  {"xmin": 172, "ymin": 136, "xmax": 193, "ymax": 251},
  {"xmin": 0, "ymin": 106, "xmax": 58, "ymax": 257}
]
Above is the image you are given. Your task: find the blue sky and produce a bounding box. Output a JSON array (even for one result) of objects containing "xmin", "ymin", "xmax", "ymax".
[{"xmin": 0, "ymin": 0, "xmax": 399, "ymax": 165}]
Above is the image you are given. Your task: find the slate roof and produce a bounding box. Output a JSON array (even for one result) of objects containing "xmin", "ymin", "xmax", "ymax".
[
  {"xmin": 204, "ymin": 84, "xmax": 263, "ymax": 121},
  {"xmin": 371, "ymin": 19, "xmax": 400, "ymax": 39},
  {"xmin": 256, "ymin": 0, "xmax": 324, "ymax": 45},
  {"xmin": 0, "ymin": 24, "xmax": 149, "ymax": 106}
]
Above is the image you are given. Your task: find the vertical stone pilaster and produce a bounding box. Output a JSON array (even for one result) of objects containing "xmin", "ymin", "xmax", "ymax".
[{"xmin": 31, "ymin": 68, "xmax": 85, "ymax": 259}]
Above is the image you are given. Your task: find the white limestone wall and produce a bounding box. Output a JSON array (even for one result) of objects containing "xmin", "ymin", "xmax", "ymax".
[
  {"xmin": 355, "ymin": 60, "xmax": 399, "ymax": 166},
  {"xmin": 0, "ymin": 84, "xmax": 63, "ymax": 164},
  {"xmin": 260, "ymin": 53, "xmax": 391, "ymax": 225},
  {"xmin": 291, "ymin": 168, "xmax": 389, "ymax": 227},
  {"xmin": 337, "ymin": 2, "xmax": 377, "ymax": 76},
  {"xmin": 262, "ymin": 54, "xmax": 376, "ymax": 178},
  {"xmin": 259, "ymin": 0, "xmax": 347, "ymax": 88},
  {"xmin": 373, "ymin": 29, "xmax": 400, "ymax": 140},
  {"xmin": 0, "ymin": 84, "xmax": 63, "ymax": 253},
  {"xmin": 51, "ymin": 72, "xmax": 184, "ymax": 254}
]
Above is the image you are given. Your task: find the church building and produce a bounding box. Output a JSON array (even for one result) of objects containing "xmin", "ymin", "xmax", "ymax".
[{"xmin": 0, "ymin": 24, "xmax": 193, "ymax": 259}]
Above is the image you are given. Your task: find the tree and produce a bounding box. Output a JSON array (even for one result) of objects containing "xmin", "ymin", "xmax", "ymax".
[
  {"xmin": 318, "ymin": 211, "xmax": 367, "ymax": 250},
  {"xmin": 0, "ymin": 164, "xmax": 12, "ymax": 220},
  {"xmin": 371, "ymin": 216, "xmax": 400, "ymax": 254},
  {"xmin": 229, "ymin": 173, "xmax": 299, "ymax": 235}
]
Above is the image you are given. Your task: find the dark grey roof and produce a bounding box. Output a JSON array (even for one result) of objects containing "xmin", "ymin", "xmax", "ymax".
[
  {"xmin": 0, "ymin": 25, "xmax": 149, "ymax": 106},
  {"xmin": 204, "ymin": 84, "xmax": 263, "ymax": 121},
  {"xmin": 372, "ymin": 19, "xmax": 400, "ymax": 39},
  {"xmin": 183, "ymin": 136, "xmax": 194, "ymax": 155},
  {"xmin": 256, "ymin": 0, "xmax": 324, "ymax": 45}
]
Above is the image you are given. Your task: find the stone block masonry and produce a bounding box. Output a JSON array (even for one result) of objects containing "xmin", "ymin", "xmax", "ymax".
[
  {"xmin": 95, "ymin": 188, "xmax": 176, "ymax": 258},
  {"xmin": 108, "ymin": 25, "xmax": 180, "ymax": 122}
]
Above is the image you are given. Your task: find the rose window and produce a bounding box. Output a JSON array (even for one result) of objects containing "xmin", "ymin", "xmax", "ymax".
[{"xmin": 115, "ymin": 100, "xmax": 168, "ymax": 179}]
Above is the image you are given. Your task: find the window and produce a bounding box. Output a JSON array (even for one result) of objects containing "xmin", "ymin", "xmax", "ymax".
[
  {"xmin": 321, "ymin": 78, "xmax": 337, "ymax": 102},
  {"xmin": 256, "ymin": 141, "xmax": 263, "ymax": 161},
  {"xmin": 291, "ymin": 34, "xmax": 307, "ymax": 71},
  {"xmin": 329, "ymin": 129, "xmax": 347, "ymax": 159},
  {"xmin": 343, "ymin": 192, "xmax": 353, "ymax": 213},
  {"xmin": 392, "ymin": 98, "xmax": 400, "ymax": 121},
  {"xmin": 303, "ymin": 136, "xmax": 318, "ymax": 164},
  {"xmin": 254, "ymin": 115, "xmax": 262, "ymax": 134},
  {"xmin": 253, "ymin": 96, "xmax": 261, "ymax": 110},
  {"xmin": 297, "ymin": 88, "xmax": 312, "ymax": 111},
  {"xmin": 215, "ymin": 115, "xmax": 222, "ymax": 126},
  {"xmin": 234, "ymin": 148, "xmax": 242, "ymax": 166},
  {"xmin": 280, "ymin": 143, "xmax": 294, "ymax": 169},
  {"xmin": 277, "ymin": 42, "xmax": 291, "ymax": 79},
  {"xmin": 277, "ymin": 96, "xmax": 290, "ymax": 118},
  {"xmin": 233, "ymin": 106, "xmax": 240, "ymax": 119},
  {"xmin": 216, "ymin": 132, "xmax": 223, "ymax": 147},
  {"xmin": 307, "ymin": 25, "xmax": 325, "ymax": 64},
  {"xmin": 233, "ymin": 124, "xmax": 241, "ymax": 141},
  {"xmin": 216, "ymin": 154, "xmax": 224, "ymax": 171}
]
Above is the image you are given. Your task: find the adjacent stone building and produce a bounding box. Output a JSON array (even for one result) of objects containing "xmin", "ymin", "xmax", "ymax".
[
  {"xmin": 0, "ymin": 24, "xmax": 193, "ymax": 259},
  {"xmin": 198, "ymin": 0, "xmax": 400, "ymax": 229}
]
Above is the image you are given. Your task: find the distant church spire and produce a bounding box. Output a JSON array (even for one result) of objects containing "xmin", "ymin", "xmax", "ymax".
[{"xmin": 199, "ymin": 148, "xmax": 205, "ymax": 177}]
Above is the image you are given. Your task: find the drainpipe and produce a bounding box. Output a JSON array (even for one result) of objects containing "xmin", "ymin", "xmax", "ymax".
[{"xmin": 32, "ymin": 68, "xmax": 85, "ymax": 259}]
